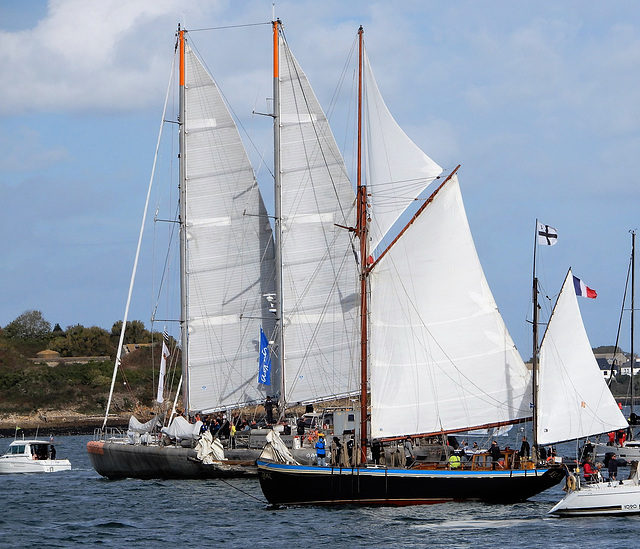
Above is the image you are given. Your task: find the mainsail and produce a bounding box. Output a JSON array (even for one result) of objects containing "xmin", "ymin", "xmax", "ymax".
[
  {"xmin": 277, "ymin": 33, "xmax": 359, "ymax": 405},
  {"xmin": 369, "ymin": 175, "xmax": 532, "ymax": 439},
  {"xmin": 362, "ymin": 53, "xmax": 531, "ymax": 440},
  {"xmin": 182, "ymin": 42, "xmax": 276, "ymax": 413},
  {"xmin": 537, "ymin": 269, "xmax": 628, "ymax": 445}
]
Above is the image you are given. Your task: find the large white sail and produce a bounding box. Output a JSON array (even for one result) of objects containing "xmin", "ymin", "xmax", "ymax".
[
  {"xmin": 363, "ymin": 51, "xmax": 443, "ymax": 253},
  {"xmin": 369, "ymin": 174, "xmax": 532, "ymax": 439},
  {"xmin": 183, "ymin": 42, "xmax": 276, "ymax": 413},
  {"xmin": 537, "ymin": 269, "xmax": 628, "ymax": 446},
  {"xmin": 278, "ymin": 36, "xmax": 359, "ymax": 404}
]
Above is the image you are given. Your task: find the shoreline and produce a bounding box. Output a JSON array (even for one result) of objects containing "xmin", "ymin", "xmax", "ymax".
[{"xmin": 0, "ymin": 413, "xmax": 129, "ymax": 438}]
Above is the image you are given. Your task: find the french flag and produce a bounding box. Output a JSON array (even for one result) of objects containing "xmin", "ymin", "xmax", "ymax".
[{"xmin": 573, "ymin": 275, "xmax": 597, "ymax": 299}]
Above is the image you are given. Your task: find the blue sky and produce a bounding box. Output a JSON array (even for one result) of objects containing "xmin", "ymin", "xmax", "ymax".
[{"xmin": 1, "ymin": 0, "xmax": 639, "ymax": 359}]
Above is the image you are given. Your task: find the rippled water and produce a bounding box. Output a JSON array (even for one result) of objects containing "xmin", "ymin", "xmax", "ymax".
[{"xmin": 2, "ymin": 435, "xmax": 640, "ymax": 548}]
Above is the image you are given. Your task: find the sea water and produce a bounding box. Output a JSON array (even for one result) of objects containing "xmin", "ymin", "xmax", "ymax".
[{"xmin": 1, "ymin": 434, "xmax": 639, "ymax": 549}]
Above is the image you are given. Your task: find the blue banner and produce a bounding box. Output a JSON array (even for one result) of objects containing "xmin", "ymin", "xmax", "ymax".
[{"xmin": 258, "ymin": 326, "xmax": 271, "ymax": 386}]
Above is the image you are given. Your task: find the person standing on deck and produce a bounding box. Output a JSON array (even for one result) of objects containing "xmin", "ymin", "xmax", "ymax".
[
  {"xmin": 332, "ymin": 436, "xmax": 343, "ymax": 466},
  {"xmin": 608, "ymin": 454, "xmax": 619, "ymax": 481},
  {"xmin": 265, "ymin": 396, "xmax": 274, "ymax": 424},
  {"xmin": 519, "ymin": 436, "xmax": 530, "ymax": 459},
  {"xmin": 489, "ymin": 440, "xmax": 502, "ymax": 469},
  {"xmin": 315, "ymin": 433, "xmax": 327, "ymax": 466},
  {"xmin": 403, "ymin": 437, "xmax": 415, "ymax": 467}
]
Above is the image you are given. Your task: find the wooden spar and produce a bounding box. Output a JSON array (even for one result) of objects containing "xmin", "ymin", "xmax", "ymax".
[
  {"xmin": 357, "ymin": 25, "xmax": 368, "ymax": 465},
  {"xmin": 368, "ymin": 165, "xmax": 460, "ymax": 272},
  {"xmin": 377, "ymin": 416, "xmax": 532, "ymax": 443}
]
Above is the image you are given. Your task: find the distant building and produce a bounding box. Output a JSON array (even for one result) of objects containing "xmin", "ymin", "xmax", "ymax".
[
  {"xmin": 122, "ymin": 343, "xmax": 154, "ymax": 354},
  {"xmin": 527, "ymin": 350, "xmax": 630, "ymax": 379},
  {"xmin": 620, "ymin": 357, "xmax": 640, "ymax": 377},
  {"xmin": 596, "ymin": 357, "xmax": 614, "ymax": 378}
]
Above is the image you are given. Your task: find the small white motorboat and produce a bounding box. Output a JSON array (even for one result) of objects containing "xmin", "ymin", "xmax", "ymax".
[
  {"xmin": 549, "ymin": 463, "xmax": 640, "ymax": 516},
  {"xmin": 0, "ymin": 438, "xmax": 71, "ymax": 474}
]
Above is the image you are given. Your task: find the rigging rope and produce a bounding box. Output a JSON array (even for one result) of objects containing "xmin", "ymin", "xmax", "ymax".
[{"xmin": 215, "ymin": 477, "xmax": 268, "ymax": 504}]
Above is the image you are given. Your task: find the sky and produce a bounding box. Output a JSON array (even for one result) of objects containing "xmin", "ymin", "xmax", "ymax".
[{"xmin": 1, "ymin": 0, "xmax": 639, "ymax": 360}]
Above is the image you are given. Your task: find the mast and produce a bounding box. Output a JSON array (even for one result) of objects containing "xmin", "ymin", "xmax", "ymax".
[
  {"xmin": 631, "ymin": 230, "xmax": 636, "ymax": 416},
  {"xmin": 178, "ymin": 26, "xmax": 189, "ymax": 413},
  {"xmin": 356, "ymin": 26, "xmax": 368, "ymax": 464},
  {"xmin": 273, "ymin": 20, "xmax": 285, "ymax": 410},
  {"xmin": 532, "ymin": 219, "xmax": 540, "ymax": 455}
]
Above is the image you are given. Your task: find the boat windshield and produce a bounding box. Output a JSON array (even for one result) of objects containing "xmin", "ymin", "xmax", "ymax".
[
  {"xmin": 6, "ymin": 445, "xmax": 26, "ymax": 455},
  {"xmin": 27, "ymin": 444, "xmax": 53, "ymax": 460}
]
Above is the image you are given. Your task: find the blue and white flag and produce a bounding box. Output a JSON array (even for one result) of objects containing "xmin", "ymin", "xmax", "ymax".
[{"xmin": 258, "ymin": 326, "xmax": 271, "ymax": 386}]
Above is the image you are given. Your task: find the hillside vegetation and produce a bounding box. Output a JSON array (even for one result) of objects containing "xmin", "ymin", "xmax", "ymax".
[{"xmin": 0, "ymin": 310, "xmax": 176, "ymax": 418}]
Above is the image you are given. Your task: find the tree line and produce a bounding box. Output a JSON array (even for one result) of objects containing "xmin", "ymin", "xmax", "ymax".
[{"xmin": 0, "ymin": 309, "xmax": 158, "ymax": 358}]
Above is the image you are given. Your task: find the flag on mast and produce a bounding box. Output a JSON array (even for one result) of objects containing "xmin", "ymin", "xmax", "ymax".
[
  {"xmin": 156, "ymin": 330, "xmax": 169, "ymax": 403},
  {"xmin": 573, "ymin": 276, "xmax": 597, "ymax": 299},
  {"xmin": 258, "ymin": 326, "xmax": 272, "ymax": 386},
  {"xmin": 537, "ymin": 222, "xmax": 558, "ymax": 246}
]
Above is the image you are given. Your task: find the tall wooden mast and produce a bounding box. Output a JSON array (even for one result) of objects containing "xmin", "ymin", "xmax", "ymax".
[{"xmin": 356, "ymin": 26, "xmax": 368, "ymax": 464}]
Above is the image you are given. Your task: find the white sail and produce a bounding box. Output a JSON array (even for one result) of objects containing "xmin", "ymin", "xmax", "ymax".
[
  {"xmin": 183, "ymin": 43, "xmax": 276, "ymax": 413},
  {"xmin": 278, "ymin": 37, "xmax": 359, "ymax": 404},
  {"xmin": 537, "ymin": 269, "xmax": 628, "ymax": 446},
  {"xmin": 363, "ymin": 51, "xmax": 443, "ymax": 253},
  {"xmin": 369, "ymin": 174, "xmax": 532, "ymax": 439}
]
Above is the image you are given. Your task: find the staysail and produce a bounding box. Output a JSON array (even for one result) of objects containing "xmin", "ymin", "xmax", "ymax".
[
  {"xmin": 277, "ymin": 33, "xmax": 359, "ymax": 404},
  {"xmin": 369, "ymin": 174, "xmax": 532, "ymax": 439},
  {"xmin": 537, "ymin": 269, "xmax": 628, "ymax": 446},
  {"xmin": 362, "ymin": 50, "xmax": 443, "ymax": 253},
  {"xmin": 182, "ymin": 42, "xmax": 277, "ymax": 413}
]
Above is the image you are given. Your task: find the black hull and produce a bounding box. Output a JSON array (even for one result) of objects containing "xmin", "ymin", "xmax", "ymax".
[
  {"xmin": 87, "ymin": 441, "xmax": 259, "ymax": 480},
  {"xmin": 257, "ymin": 460, "xmax": 565, "ymax": 505}
]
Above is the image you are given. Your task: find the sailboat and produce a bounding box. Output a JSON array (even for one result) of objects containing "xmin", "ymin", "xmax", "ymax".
[
  {"xmin": 88, "ymin": 21, "xmax": 358, "ymax": 479},
  {"xmin": 590, "ymin": 230, "xmax": 640, "ymax": 463},
  {"xmin": 256, "ymin": 26, "xmax": 564, "ymax": 505},
  {"xmin": 533, "ymin": 269, "xmax": 631, "ymax": 516}
]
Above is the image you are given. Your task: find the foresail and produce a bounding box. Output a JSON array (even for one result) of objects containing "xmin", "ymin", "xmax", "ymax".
[
  {"xmin": 183, "ymin": 43, "xmax": 277, "ymax": 413},
  {"xmin": 363, "ymin": 51, "xmax": 443, "ymax": 253},
  {"xmin": 278, "ymin": 37, "xmax": 359, "ymax": 404},
  {"xmin": 369, "ymin": 174, "xmax": 531, "ymax": 439},
  {"xmin": 537, "ymin": 269, "xmax": 628, "ymax": 446}
]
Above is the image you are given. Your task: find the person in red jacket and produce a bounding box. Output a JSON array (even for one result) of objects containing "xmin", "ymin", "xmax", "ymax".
[{"xmin": 582, "ymin": 457, "xmax": 596, "ymax": 482}]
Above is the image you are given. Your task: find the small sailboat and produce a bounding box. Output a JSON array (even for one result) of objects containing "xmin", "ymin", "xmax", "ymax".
[
  {"xmin": 256, "ymin": 26, "xmax": 564, "ymax": 506},
  {"xmin": 541, "ymin": 269, "xmax": 631, "ymax": 516},
  {"xmin": 549, "ymin": 462, "xmax": 640, "ymax": 516},
  {"xmin": 88, "ymin": 21, "xmax": 359, "ymax": 479},
  {"xmin": 0, "ymin": 436, "xmax": 71, "ymax": 474},
  {"xmin": 591, "ymin": 230, "xmax": 639, "ymax": 462}
]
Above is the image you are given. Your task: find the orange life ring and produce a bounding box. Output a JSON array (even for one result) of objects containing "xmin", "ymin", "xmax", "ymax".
[{"xmin": 307, "ymin": 430, "xmax": 318, "ymax": 443}]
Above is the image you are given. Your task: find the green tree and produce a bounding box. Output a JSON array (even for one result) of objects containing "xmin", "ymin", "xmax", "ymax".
[
  {"xmin": 49, "ymin": 325, "xmax": 113, "ymax": 357},
  {"xmin": 110, "ymin": 320, "xmax": 152, "ymax": 344},
  {"xmin": 3, "ymin": 310, "xmax": 51, "ymax": 341}
]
